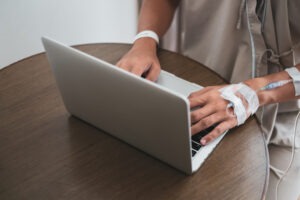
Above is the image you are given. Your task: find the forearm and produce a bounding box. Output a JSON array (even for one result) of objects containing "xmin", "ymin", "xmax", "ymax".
[
  {"xmin": 138, "ymin": 0, "xmax": 180, "ymax": 36},
  {"xmin": 132, "ymin": 0, "xmax": 180, "ymax": 53},
  {"xmin": 244, "ymin": 64, "xmax": 300, "ymax": 106}
]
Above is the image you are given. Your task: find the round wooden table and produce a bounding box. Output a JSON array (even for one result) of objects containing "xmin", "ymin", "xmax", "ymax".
[{"xmin": 0, "ymin": 44, "xmax": 268, "ymax": 200}]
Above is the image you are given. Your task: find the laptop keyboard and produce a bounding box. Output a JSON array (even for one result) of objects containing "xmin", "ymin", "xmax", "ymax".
[{"xmin": 191, "ymin": 125, "xmax": 215, "ymax": 157}]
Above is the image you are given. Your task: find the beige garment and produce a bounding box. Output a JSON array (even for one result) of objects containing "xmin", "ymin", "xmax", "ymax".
[
  {"xmin": 162, "ymin": 0, "xmax": 300, "ymax": 199},
  {"xmin": 267, "ymin": 145, "xmax": 300, "ymax": 200}
]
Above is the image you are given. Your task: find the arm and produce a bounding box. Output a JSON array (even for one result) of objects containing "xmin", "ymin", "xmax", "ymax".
[
  {"xmin": 245, "ymin": 64, "xmax": 300, "ymax": 105},
  {"xmin": 138, "ymin": 0, "xmax": 180, "ymax": 36},
  {"xmin": 116, "ymin": 0, "xmax": 180, "ymax": 81},
  {"xmin": 189, "ymin": 64, "xmax": 300, "ymax": 145}
]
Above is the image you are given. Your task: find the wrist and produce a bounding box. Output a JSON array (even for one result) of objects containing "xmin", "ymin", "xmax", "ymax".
[
  {"xmin": 132, "ymin": 37, "xmax": 157, "ymax": 53},
  {"xmin": 243, "ymin": 70, "xmax": 293, "ymax": 106},
  {"xmin": 243, "ymin": 78, "xmax": 275, "ymax": 106},
  {"xmin": 133, "ymin": 30, "xmax": 159, "ymax": 45}
]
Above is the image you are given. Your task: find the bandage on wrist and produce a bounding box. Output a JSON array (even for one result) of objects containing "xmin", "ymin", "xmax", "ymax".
[
  {"xmin": 219, "ymin": 83, "xmax": 259, "ymax": 126},
  {"xmin": 285, "ymin": 67, "xmax": 300, "ymax": 96},
  {"xmin": 133, "ymin": 30, "xmax": 159, "ymax": 45}
]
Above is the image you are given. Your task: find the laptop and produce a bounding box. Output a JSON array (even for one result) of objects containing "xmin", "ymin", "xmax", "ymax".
[{"xmin": 42, "ymin": 37, "xmax": 226, "ymax": 174}]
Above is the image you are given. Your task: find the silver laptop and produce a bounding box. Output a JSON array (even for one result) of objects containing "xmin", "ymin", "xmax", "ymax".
[{"xmin": 42, "ymin": 37, "xmax": 226, "ymax": 174}]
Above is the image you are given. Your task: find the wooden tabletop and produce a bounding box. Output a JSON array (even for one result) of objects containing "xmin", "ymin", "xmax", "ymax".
[{"xmin": 0, "ymin": 43, "xmax": 268, "ymax": 200}]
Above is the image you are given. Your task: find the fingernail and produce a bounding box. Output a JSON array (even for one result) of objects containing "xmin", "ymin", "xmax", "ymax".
[{"xmin": 201, "ymin": 139, "xmax": 206, "ymax": 145}]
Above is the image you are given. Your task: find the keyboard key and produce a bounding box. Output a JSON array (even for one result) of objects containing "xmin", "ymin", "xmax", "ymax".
[
  {"xmin": 191, "ymin": 125, "xmax": 216, "ymax": 142},
  {"xmin": 192, "ymin": 149, "xmax": 197, "ymax": 157},
  {"xmin": 191, "ymin": 125, "xmax": 216, "ymax": 157},
  {"xmin": 192, "ymin": 140, "xmax": 202, "ymax": 151}
]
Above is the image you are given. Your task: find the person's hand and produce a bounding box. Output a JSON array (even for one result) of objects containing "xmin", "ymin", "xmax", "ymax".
[
  {"xmin": 116, "ymin": 38, "xmax": 161, "ymax": 82},
  {"xmin": 188, "ymin": 85, "xmax": 238, "ymax": 145}
]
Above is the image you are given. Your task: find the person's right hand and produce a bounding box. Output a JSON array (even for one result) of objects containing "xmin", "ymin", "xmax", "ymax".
[{"xmin": 116, "ymin": 38, "xmax": 161, "ymax": 82}]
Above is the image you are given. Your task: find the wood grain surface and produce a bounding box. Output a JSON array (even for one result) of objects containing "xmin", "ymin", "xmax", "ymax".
[{"xmin": 0, "ymin": 43, "xmax": 268, "ymax": 200}]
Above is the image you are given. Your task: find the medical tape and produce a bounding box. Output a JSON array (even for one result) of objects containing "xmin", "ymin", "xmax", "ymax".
[
  {"xmin": 285, "ymin": 67, "xmax": 300, "ymax": 96},
  {"xmin": 220, "ymin": 85, "xmax": 247, "ymax": 125},
  {"xmin": 236, "ymin": 83, "xmax": 259, "ymax": 115},
  {"xmin": 219, "ymin": 83, "xmax": 259, "ymax": 125}
]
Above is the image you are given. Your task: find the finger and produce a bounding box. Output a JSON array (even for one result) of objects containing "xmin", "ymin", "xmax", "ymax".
[
  {"xmin": 191, "ymin": 111, "xmax": 227, "ymax": 135},
  {"xmin": 131, "ymin": 65, "xmax": 148, "ymax": 76},
  {"xmin": 116, "ymin": 59, "xmax": 124, "ymax": 67},
  {"xmin": 116, "ymin": 61, "xmax": 121, "ymax": 67},
  {"xmin": 189, "ymin": 96, "xmax": 207, "ymax": 109},
  {"xmin": 200, "ymin": 118, "xmax": 237, "ymax": 145},
  {"xmin": 188, "ymin": 86, "xmax": 214, "ymax": 99},
  {"xmin": 146, "ymin": 62, "xmax": 161, "ymax": 82},
  {"xmin": 189, "ymin": 85, "xmax": 227, "ymax": 99},
  {"xmin": 117, "ymin": 62, "xmax": 132, "ymax": 71},
  {"xmin": 190, "ymin": 104, "xmax": 217, "ymax": 124}
]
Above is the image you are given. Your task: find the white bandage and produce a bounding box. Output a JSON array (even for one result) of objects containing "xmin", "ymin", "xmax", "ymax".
[
  {"xmin": 285, "ymin": 67, "xmax": 300, "ymax": 96},
  {"xmin": 133, "ymin": 30, "xmax": 159, "ymax": 44},
  {"xmin": 219, "ymin": 83, "xmax": 259, "ymax": 126}
]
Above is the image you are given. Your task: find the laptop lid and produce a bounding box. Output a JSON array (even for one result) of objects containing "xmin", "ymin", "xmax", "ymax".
[{"xmin": 42, "ymin": 37, "xmax": 194, "ymax": 174}]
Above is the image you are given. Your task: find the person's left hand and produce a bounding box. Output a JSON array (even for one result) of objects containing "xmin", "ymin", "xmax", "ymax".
[{"xmin": 188, "ymin": 85, "xmax": 238, "ymax": 145}]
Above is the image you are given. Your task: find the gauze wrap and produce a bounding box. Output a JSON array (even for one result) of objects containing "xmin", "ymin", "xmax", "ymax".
[{"xmin": 219, "ymin": 83, "xmax": 259, "ymax": 126}]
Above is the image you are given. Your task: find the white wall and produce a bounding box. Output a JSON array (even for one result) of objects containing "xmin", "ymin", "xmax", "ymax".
[{"xmin": 0, "ymin": 0, "xmax": 138, "ymax": 69}]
